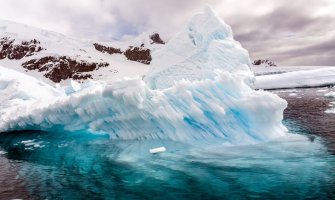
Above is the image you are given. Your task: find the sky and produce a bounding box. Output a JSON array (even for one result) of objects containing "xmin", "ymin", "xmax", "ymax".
[{"xmin": 0, "ymin": 0, "xmax": 334, "ymax": 66}]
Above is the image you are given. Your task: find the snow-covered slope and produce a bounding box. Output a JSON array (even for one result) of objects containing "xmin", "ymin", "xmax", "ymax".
[
  {"xmin": 0, "ymin": 7, "xmax": 288, "ymax": 146},
  {"xmin": 0, "ymin": 19, "xmax": 165, "ymax": 85},
  {"xmin": 255, "ymin": 67, "xmax": 335, "ymax": 89}
]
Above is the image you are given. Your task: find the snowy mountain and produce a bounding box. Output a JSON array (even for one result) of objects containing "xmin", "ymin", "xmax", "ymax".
[
  {"xmin": 252, "ymin": 59, "xmax": 277, "ymax": 67},
  {"xmin": 0, "ymin": 19, "xmax": 165, "ymax": 85}
]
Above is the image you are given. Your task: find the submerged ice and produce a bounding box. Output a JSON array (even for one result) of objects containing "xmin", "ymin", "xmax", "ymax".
[{"xmin": 0, "ymin": 7, "xmax": 288, "ymax": 145}]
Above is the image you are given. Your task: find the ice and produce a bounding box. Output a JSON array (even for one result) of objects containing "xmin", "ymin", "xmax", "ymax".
[
  {"xmin": 145, "ymin": 6, "xmax": 252, "ymax": 89},
  {"xmin": 0, "ymin": 66, "xmax": 288, "ymax": 145},
  {"xmin": 149, "ymin": 147, "xmax": 166, "ymax": 154},
  {"xmin": 0, "ymin": 7, "xmax": 288, "ymax": 146},
  {"xmin": 0, "ymin": 66, "xmax": 65, "ymax": 121},
  {"xmin": 255, "ymin": 67, "xmax": 335, "ymax": 89},
  {"xmin": 324, "ymin": 91, "xmax": 335, "ymax": 98}
]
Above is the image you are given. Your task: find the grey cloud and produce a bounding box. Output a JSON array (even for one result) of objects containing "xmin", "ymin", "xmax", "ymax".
[{"xmin": 0, "ymin": 0, "xmax": 334, "ymax": 65}]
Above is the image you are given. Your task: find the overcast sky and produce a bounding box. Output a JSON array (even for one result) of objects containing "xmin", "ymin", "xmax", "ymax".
[{"xmin": 0, "ymin": 0, "xmax": 334, "ymax": 66}]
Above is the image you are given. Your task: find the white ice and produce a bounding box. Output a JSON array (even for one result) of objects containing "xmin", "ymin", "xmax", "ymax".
[
  {"xmin": 255, "ymin": 67, "xmax": 335, "ymax": 90},
  {"xmin": 0, "ymin": 7, "xmax": 288, "ymax": 146},
  {"xmin": 145, "ymin": 6, "xmax": 252, "ymax": 89}
]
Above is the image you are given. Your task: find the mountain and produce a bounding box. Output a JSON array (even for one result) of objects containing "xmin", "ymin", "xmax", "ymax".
[
  {"xmin": 252, "ymin": 59, "xmax": 277, "ymax": 67},
  {"xmin": 0, "ymin": 19, "xmax": 165, "ymax": 85}
]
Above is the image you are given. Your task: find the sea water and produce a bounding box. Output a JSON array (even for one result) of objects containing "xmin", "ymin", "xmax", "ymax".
[{"xmin": 0, "ymin": 120, "xmax": 334, "ymax": 199}]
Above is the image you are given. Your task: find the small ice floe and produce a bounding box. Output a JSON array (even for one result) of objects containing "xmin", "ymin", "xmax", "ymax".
[
  {"xmin": 21, "ymin": 140, "xmax": 45, "ymax": 149},
  {"xmin": 317, "ymin": 89, "xmax": 328, "ymax": 93},
  {"xmin": 149, "ymin": 147, "xmax": 166, "ymax": 154},
  {"xmin": 289, "ymin": 93, "xmax": 297, "ymax": 97},
  {"xmin": 324, "ymin": 91, "xmax": 335, "ymax": 98},
  {"xmin": 325, "ymin": 108, "xmax": 335, "ymax": 114},
  {"xmin": 0, "ymin": 151, "xmax": 6, "ymax": 155},
  {"xmin": 325, "ymin": 101, "xmax": 335, "ymax": 114}
]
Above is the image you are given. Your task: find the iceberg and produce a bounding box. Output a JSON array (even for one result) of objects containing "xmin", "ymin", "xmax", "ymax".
[
  {"xmin": 145, "ymin": 6, "xmax": 252, "ymax": 89},
  {"xmin": 0, "ymin": 7, "xmax": 288, "ymax": 146}
]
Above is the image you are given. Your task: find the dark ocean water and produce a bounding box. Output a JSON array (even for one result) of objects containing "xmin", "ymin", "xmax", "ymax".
[
  {"xmin": 275, "ymin": 88, "xmax": 335, "ymax": 153},
  {"xmin": 0, "ymin": 88, "xmax": 335, "ymax": 200}
]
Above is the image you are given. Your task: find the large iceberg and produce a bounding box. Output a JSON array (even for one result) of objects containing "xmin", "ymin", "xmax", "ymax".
[
  {"xmin": 0, "ymin": 7, "xmax": 288, "ymax": 145},
  {"xmin": 145, "ymin": 6, "xmax": 252, "ymax": 89}
]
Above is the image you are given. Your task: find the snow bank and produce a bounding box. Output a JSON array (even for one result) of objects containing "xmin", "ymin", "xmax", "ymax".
[
  {"xmin": 0, "ymin": 7, "xmax": 288, "ymax": 146},
  {"xmin": 255, "ymin": 67, "xmax": 335, "ymax": 90}
]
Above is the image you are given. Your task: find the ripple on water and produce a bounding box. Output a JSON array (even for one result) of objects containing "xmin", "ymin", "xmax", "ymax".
[{"xmin": 275, "ymin": 87, "xmax": 335, "ymax": 153}]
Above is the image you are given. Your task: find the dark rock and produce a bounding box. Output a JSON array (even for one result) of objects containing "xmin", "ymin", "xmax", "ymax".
[
  {"xmin": 93, "ymin": 43, "xmax": 123, "ymax": 55},
  {"xmin": 0, "ymin": 37, "xmax": 44, "ymax": 60},
  {"xmin": 252, "ymin": 59, "xmax": 277, "ymax": 67},
  {"xmin": 22, "ymin": 56, "xmax": 109, "ymax": 83},
  {"xmin": 150, "ymin": 33, "xmax": 165, "ymax": 45},
  {"xmin": 124, "ymin": 46, "xmax": 152, "ymax": 64}
]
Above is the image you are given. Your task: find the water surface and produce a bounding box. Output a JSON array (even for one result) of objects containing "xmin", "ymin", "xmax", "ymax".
[{"xmin": 0, "ymin": 87, "xmax": 335, "ymax": 199}]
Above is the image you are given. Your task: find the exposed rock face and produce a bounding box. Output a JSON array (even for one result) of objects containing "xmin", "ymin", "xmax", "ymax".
[
  {"xmin": 150, "ymin": 33, "xmax": 165, "ymax": 44},
  {"xmin": 0, "ymin": 37, "xmax": 43, "ymax": 60},
  {"xmin": 93, "ymin": 43, "xmax": 123, "ymax": 55},
  {"xmin": 94, "ymin": 43, "xmax": 153, "ymax": 65},
  {"xmin": 22, "ymin": 56, "xmax": 109, "ymax": 82},
  {"xmin": 253, "ymin": 59, "xmax": 277, "ymax": 67},
  {"xmin": 124, "ymin": 46, "xmax": 152, "ymax": 64}
]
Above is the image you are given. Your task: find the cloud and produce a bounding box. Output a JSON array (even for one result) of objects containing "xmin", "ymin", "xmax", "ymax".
[{"xmin": 0, "ymin": 0, "xmax": 334, "ymax": 65}]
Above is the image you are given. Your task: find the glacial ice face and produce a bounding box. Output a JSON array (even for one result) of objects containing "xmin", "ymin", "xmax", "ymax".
[
  {"xmin": 145, "ymin": 6, "xmax": 252, "ymax": 89},
  {"xmin": 0, "ymin": 7, "xmax": 288, "ymax": 146}
]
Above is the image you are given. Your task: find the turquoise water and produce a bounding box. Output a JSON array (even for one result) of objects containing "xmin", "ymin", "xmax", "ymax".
[{"xmin": 0, "ymin": 121, "xmax": 334, "ymax": 199}]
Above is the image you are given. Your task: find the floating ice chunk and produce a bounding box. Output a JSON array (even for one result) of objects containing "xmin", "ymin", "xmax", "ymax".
[
  {"xmin": 21, "ymin": 140, "xmax": 45, "ymax": 148},
  {"xmin": 150, "ymin": 147, "xmax": 166, "ymax": 154},
  {"xmin": 317, "ymin": 89, "xmax": 328, "ymax": 93},
  {"xmin": 325, "ymin": 108, "xmax": 335, "ymax": 114},
  {"xmin": 325, "ymin": 91, "xmax": 335, "ymax": 98}
]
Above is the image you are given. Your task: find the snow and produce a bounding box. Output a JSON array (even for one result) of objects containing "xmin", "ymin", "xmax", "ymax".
[
  {"xmin": 0, "ymin": 19, "xmax": 154, "ymax": 85},
  {"xmin": 254, "ymin": 67, "xmax": 335, "ymax": 90},
  {"xmin": 251, "ymin": 65, "xmax": 333, "ymax": 76},
  {"xmin": 0, "ymin": 7, "xmax": 289, "ymax": 146}
]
